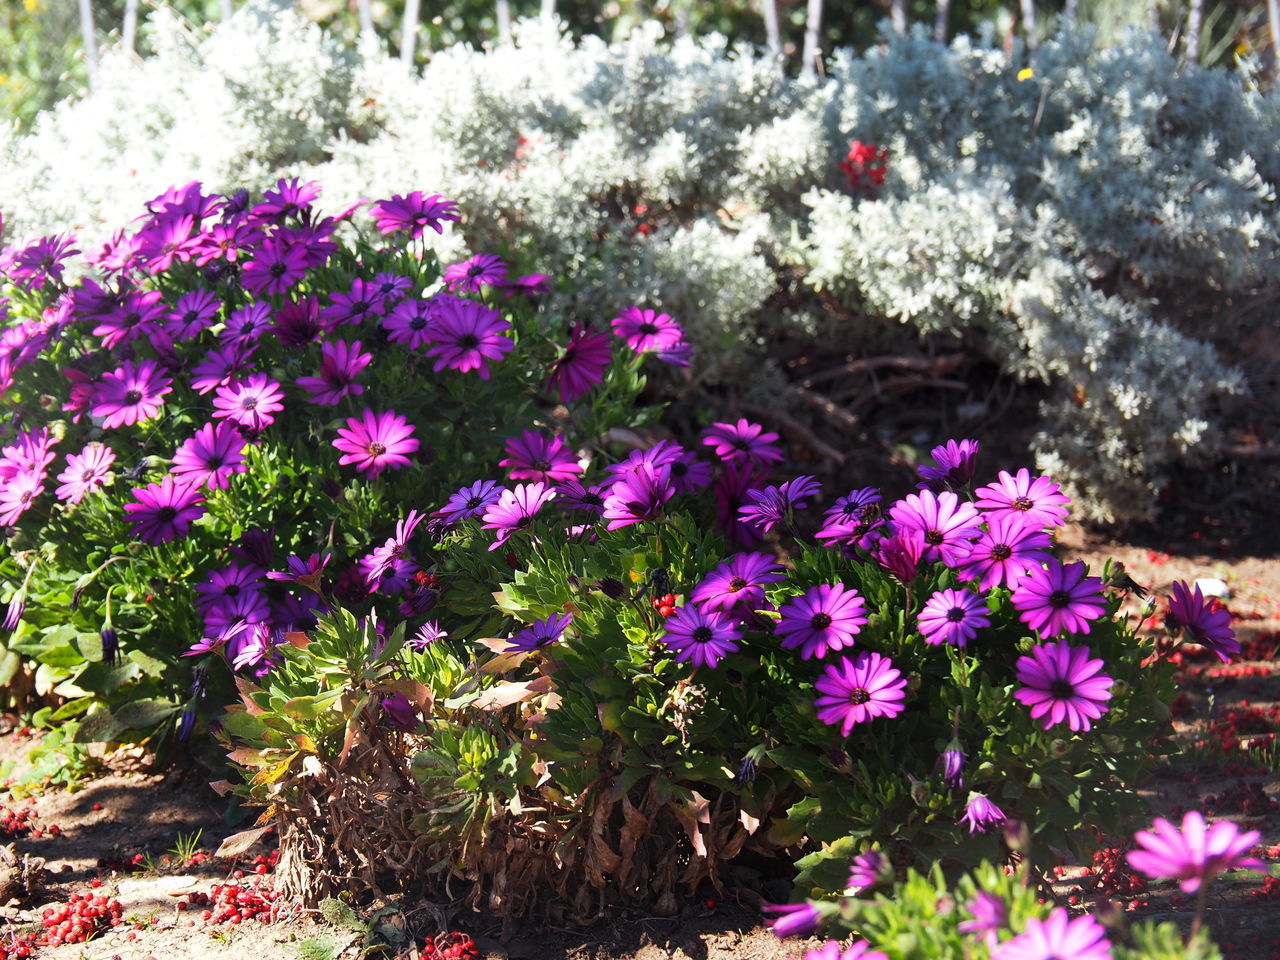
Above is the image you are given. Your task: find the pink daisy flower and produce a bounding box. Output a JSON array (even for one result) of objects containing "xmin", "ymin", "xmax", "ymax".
[
  {"xmin": 974, "ymin": 468, "xmax": 1071, "ymax": 528},
  {"xmin": 333, "ymin": 409, "xmax": 419, "ymax": 477},
  {"xmin": 212, "ymin": 373, "xmax": 285, "ymax": 433},
  {"xmin": 497, "ymin": 430, "xmax": 583, "ymax": 484},
  {"xmin": 424, "ymin": 295, "xmax": 514, "ymax": 380},
  {"xmin": 55, "ymin": 442, "xmax": 116, "ymax": 504}
]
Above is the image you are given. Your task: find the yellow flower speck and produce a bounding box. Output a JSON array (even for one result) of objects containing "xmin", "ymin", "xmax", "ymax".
[{"xmin": 1017, "ymin": 67, "xmax": 1035, "ymax": 82}]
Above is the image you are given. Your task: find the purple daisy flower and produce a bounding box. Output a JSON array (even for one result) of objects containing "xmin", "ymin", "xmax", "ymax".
[
  {"xmin": 958, "ymin": 792, "xmax": 1006, "ymax": 834},
  {"xmin": 424, "ymin": 295, "xmax": 514, "ymax": 380},
  {"xmin": 738, "ymin": 475, "xmax": 822, "ymax": 535},
  {"xmin": 814, "ymin": 651, "xmax": 907, "ymax": 734},
  {"xmin": 887, "ymin": 490, "xmax": 982, "ymax": 566},
  {"xmin": 411, "ymin": 620, "xmax": 448, "ymax": 650},
  {"xmin": 873, "ymin": 531, "xmax": 924, "ymax": 585},
  {"xmin": 1014, "ymin": 640, "xmax": 1113, "ymax": 731},
  {"xmin": 433, "ymin": 479, "xmax": 506, "ymax": 527},
  {"xmin": 190, "ymin": 344, "xmax": 257, "ymax": 395},
  {"xmin": 195, "ymin": 563, "xmax": 270, "ymax": 627},
  {"xmin": 9, "ymin": 233, "xmax": 79, "ymax": 289},
  {"xmin": 0, "ymin": 470, "xmax": 43, "ymax": 526},
  {"xmin": 845, "ymin": 849, "xmax": 892, "ymax": 894},
  {"xmin": 1127, "ymin": 811, "xmax": 1264, "ymax": 893},
  {"xmin": 917, "ymin": 438, "xmax": 979, "ymax": 490},
  {"xmin": 239, "ymin": 238, "xmax": 310, "ymax": 297},
  {"xmin": 701, "ymin": 418, "xmax": 784, "ymax": 467},
  {"xmin": 54, "ymin": 442, "xmax": 116, "ymax": 504},
  {"xmin": 251, "ymin": 177, "xmax": 321, "ymax": 223},
  {"xmin": 602, "ymin": 461, "xmax": 676, "ymax": 530},
  {"xmin": 956, "ymin": 514, "xmax": 1052, "ymax": 590},
  {"xmin": 498, "ymin": 430, "xmax": 583, "ymax": 483},
  {"xmin": 957, "ymin": 891, "xmax": 1006, "ymax": 945},
  {"xmin": 138, "ymin": 213, "xmax": 200, "ymax": 273},
  {"xmin": 480, "ymin": 482, "xmax": 556, "ymax": 550},
  {"xmin": 554, "ymin": 479, "xmax": 609, "ymax": 515},
  {"xmin": 917, "ymin": 587, "xmax": 990, "ymax": 648},
  {"xmin": 775, "ymin": 583, "xmax": 867, "ymax": 660},
  {"xmin": 370, "ymin": 271, "xmax": 412, "ymax": 308},
  {"xmin": 1010, "ymin": 560, "xmax": 1106, "ymax": 638},
  {"xmin": 504, "ymin": 612, "xmax": 574, "ymax": 653},
  {"xmin": 761, "ymin": 902, "xmax": 822, "ymax": 940},
  {"xmin": 610, "ymin": 306, "xmax": 685, "ymax": 354},
  {"xmin": 361, "ymin": 509, "xmax": 427, "ymax": 585},
  {"xmin": 382, "ymin": 298, "xmax": 434, "ymax": 349},
  {"xmin": 91, "ymin": 359, "xmax": 173, "ymax": 429},
  {"xmin": 321, "ymin": 278, "xmax": 385, "ymax": 327},
  {"xmin": 369, "ymin": 192, "xmax": 461, "ymax": 238},
  {"xmin": 266, "ymin": 553, "xmax": 330, "ymax": 592},
  {"xmin": 297, "ymin": 340, "xmax": 373, "ymax": 406},
  {"xmin": 274, "ymin": 296, "xmax": 326, "ymax": 348},
  {"xmin": 817, "ymin": 488, "xmax": 883, "ymax": 547},
  {"xmin": 545, "ymin": 322, "xmax": 612, "ymax": 403},
  {"xmin": 504, "ymin": 273, "xmax": 552, "ymax": 296},
  {"xmin": 974, "ymin": 469, "xmax": 1072, "ymax": 529},
  {"xmin": 123, "ymin": 476, "xmax": 206, "ymax": 544},
  {"xmin": 212, "ymin": 373, "xmax": 285, "ymax": 433},
  {"xmin": 664, "ymin": 446, "xmax": 714, "ymax": 495},
  {"xmin": 333, "ymin": 409, "xmax": 419, "ymax": 477},
  {"xmin": 164, "ymin": 288, "xmax": 221, "ymax": 341},
  {"xmin": 991, "ymin": 909, "xmax": 1111, "ymax": 960},
  {"xmin": 1165, "ymin": 580, "xmax": 1239, "ymax": 662},
  {"xmin": 792, "ymin": 942, "xmax": 888, "ymax": 960},
  {"xmin": 690, "ymin": 552, "xmax": 786, "ymax": 613},
  {"xmin": 220, "ymin": 301, "xmax": 273, "ymax": 348},
  {"xmin": 443, "ymin": 253, "xmax": 509, "ymax": 293},
  {"xmin": 661, "ymin": 605, "xmax": 743, "ymax": 669},
  {"xmin": 171, "ymin": 421, "xmax": 248, "ymax": 490}
]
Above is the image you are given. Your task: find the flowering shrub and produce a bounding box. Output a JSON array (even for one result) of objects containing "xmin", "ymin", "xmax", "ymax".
[{"xmin": 0, "ymin": 3, "xmax": 1271, "ymax": 521}]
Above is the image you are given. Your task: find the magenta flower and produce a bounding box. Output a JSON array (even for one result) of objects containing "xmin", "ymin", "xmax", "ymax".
[
  {"xmin": 991, "ymin": 909, "xmax": 1111, "ymax": 960},
  {"xmin": 661, "ymin": 605, "xmax": 743, "ymax": 669},
  {"xmin": 433, "ymin": 479, "xmax": 506, "ymax": 527},
  {"xmin": 545, "ymin": 322, "xmax": 612, "ymax": 403},
  {"xmin": 123, "ymin": 476, "xmax": 206, "ymax": 544},
  {"xmin": 266, "ymin": 553, "xmax": 330, "ymax": 592},
  {"xmin": 956, "ymin": 514, "xmax": 1052, "ymax": 590},
  {"xmin": 957, "ymin": 891, "xmax": 1006, "ymax": 945},
  {"xmin": 814, "ymin": 651, "xmax": 907, "ymax": 735},
  {"xmin": 92, "ymin": 289, "xmax": 166, "ymax": 349},
  {"xmin": 55, "ymin": 442, "xmax": 116, "ymax": 504},
  {"xmin": 917, "ymin": 437, "xmax": 979, "ymax": 490},
  {"xmin": 917, "ymin": 588, "xmax": 990, "ymax": 647},
  {"xmin": 164, "ymin": 288, "xmax": 221, "ymax": 341},
  {"xmin": 190, "ymin": 344, "xmax": 257, "ymax": 395},
  {"xmin": 274, "ymin": 296, "xmax": 326, "ymax": 348},
  {"xmin": 411, "ymin": 620, "xmax": 448, "ymax": 650},
  {"xmin": 958, "ymin": 792, "xmax": 1006, "ymax": 834},
  {"xmin": 845, "ymin": 850, "xmax": 892, "ymax": 894},
  {"xmin": 220, "ymin": 301, "xmax": 272, "ymax": 348},
  {"xmin": 1127, "ymin": 811, "xmax": 1264, "ymax": 893},
  {"xmin": 195, "ymin": 563, "xmax": 270, "ymax": 629},
  {"xmin": 701, "ymin": 418, "xmax": 784, "ymax": 467},
  {"xmin": 239, "ymin": 238, "xmax": 310, "ymax": 297},
  {"xmin": 321, "ymin": 278, "xmax": 385, "ymax": 326},
  {"xmin": 498, "ymin": 430, "xmax": 583, "ymax": 483},
  {"xmin": 504, "ymin": 612, "xmax": 573, "ymax": 653},
  {"xmin": 690, "ymin": 552, "xmax": 786, "ymax": 613},
  {"xmin": 602, "ymin": 462, "xmax": 675, "ymax": 530},
  {"xmin": 792, "ymin": 942, "xmax": 887, "ymax": 960},
  {"xmin": 1010, "ymin": 560, "xmax": 1106, "ymax": 638},
  {"xmin": 443, "ymin": 253, "xmax": 509, "ymax": 293},
  {"xmin": 887, "ymin": 490, "xmax": 981, "ymax": 565},
  {"xmin": 333, "ymin": 409, "xmax": 419, "ymax": 477},
  {"xmin": 761, "ymin": 902, "xmax": 822, "ymax": 940},
  {"xmin": 775, "ymin": 583, "xmax": 867, "ymax": 660},
  {"xmin": 975, "ymin": 468, "xmax": 1072, "ymax": 528},
  {"xmin": 0, "ymin": 470, "xmax": 43, "ymax": 526},
  {"xmin": 555, "ymin": 478, "xmax": 609, "ymax": 515},
  {"xmin": 369, "ymin": 192, "xmax": 461, "ymax": 238},
  {"xmin": 873, "ymin": 531, "xmax": 924, "ymax": 584},
  {"xmin": 738, "ymin": 475, "xmax": 822, "ymax": 534},
  {"xmin": 424, "ymin": 295, "xmax": 514, "ymax": 379},
  {"xmin": 611, "ymin": 306, "xmax": 685, "ymax": 354},
  {"xmin": 297, "ymin": 340, "xmax": 373, "ymax": 406},
  {"xmin": 480, "ymin": 482, "xmax": 556, "ymax": 550},
  {"xmin": 171, "ymin": 421, "xmax": 248, "ymax": 490},
  {"xmin": 1014, "ymin": 640, "xmax": 1113, "ymax": 731},
  {"xmin": 382, "ymin": 298, "xmax": 434, "ymax": 349},
  {"xmin": 8, "ymin": 233, "xmax": 79, "ymax": 289},
  {"xmin": 1165, "ymin": 580, "xmax": 1239, "ymax": 662},
  {"xmin": 91, "ymin": 360, "xmax": 173, "ymax": 429},
  {"xmin": 250, "ymin": 177, "xmax": 320, "ymax": 222},
  {"xmin": 936, "ymin": 741, "xmax": 966, "ymax": 789},
  {"xmin": 212, "ymin": 373, "xmax": 285, "ymax": 433},
  {"xmin": 138, "ymin": 214, "xmax": 200, "ymax": 273}
]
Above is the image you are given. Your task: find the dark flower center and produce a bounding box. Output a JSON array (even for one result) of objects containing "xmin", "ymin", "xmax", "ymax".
[
  {"xmin": 351, "ymin": 300, "xmax": 369, "ymax": 313},
  {"xmin": 241, "ymin": 397, "xmax": 258, "ymax": 409},
  {"xmin": 467, "ymin": 264, "xmax": 485, "ymax": 277},
  {"xmin": 991, "ymin": 543, "xmax": 1013, "ymax": 561},
  {"xmin": 19, "ymin": 490, "xmax": 31, "ymax": 504},
  {"xmin": 269, "ymin": 262, "xmax": 288, "ymax": 277},
  {"xmin": 670, "ymin": 461, "xmax": 688, "ymax": 477},
  {"xmin": 82, "ymin": 468, "xmax": 96, "ymax": 480},
  {"xmin": 1048, "ymin": 589, "xmax": 1072, "ymax": 609},
  {"xmin": 1049, "ymin": 680, "xmax": 1075, "ymax": 700},
  {"xmin": 532, "ymin": 458, "xmax": 552, "ymax": 472},
  {"xmin": 465, "ymin": 496, "xmax": 482, "ymax": 510},
  {"xmin": 157, "ymin": 506, "xmax": 178, "ymax": 523},
  {"xmin": 946, "ymin": 606, "xmax": 966, "ymax": 623},
  {"xmin": 225, "ymin": 584, "xmax": 240, "ymax": 597},
  {"xmin": 692, "ymin": 626, "xmax": 713, "ymax": 643},
  {"xmin": 368, "ymin": 442, "xmax": 387, "ymax": 456},
  {"xmin": 583, "ymin": 492, "xmax": 603, "ymax": 506},
  {"xmin": 123, "ymin": 312, "xmax": 141, "ymax": 326},
  {"xmin": 728, "ymin": 576, "xmax": 748, "ymax": 592},
  {"xmin": 810, "ymin": 612, "xmax": 833, "ymax": 630},
  {"xmin": 410, "ymin": 316, "xmax": 426, "ymax": 329},
  {"xmin": 516, "ymin": 515, "xmax": 533, "ymax": 528},
  {"xmin": 638, "ymin": 322, "xmax": 658, "ymax": 335},
  {"xmin": 924, "ymin": 529, "xmax": 944, "ymax": 545},
  {"xmin": 458, "ymin": 334, "xmax": 480, "ymax": 349},
  {"xmin": 206, "ymin": 456, "xmax": 223, "ymax": 468},
  {"xmin": 124, "ymin": 389, "xmax": 143, "ymax": 405},
  {"xmin": 849, "ymin": 687, "xmax": 871, "ymax": 705},
  {"xmin": 183, "ymin": 310, "xmax": 199, "ymax": 324},
  {"xmin": 1012, "ymin": 496, "xmax": 1034, "ymax": 511}
]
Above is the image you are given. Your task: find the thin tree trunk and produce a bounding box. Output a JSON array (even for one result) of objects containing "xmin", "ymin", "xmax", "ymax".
[
  {"xmin": 400, "ymin": 0, "xmax": 420, "ymax": 64},
  {"xmin": 934, "ymin": 0, "xmax": 951, "ymax": 43},
  {"xmin": 496, "ymin": 0, "xmax": 512, "ymax": 43},
  {"xmin": 762, "ymin": 0, "xmax": 782, "ymax": 56},
  {"xmin": 801, "ymin": 0, "xmax": 824, "ymax": 77},
  {"xmin": 357, "ymin": 0, "xmax": 374, "ymax": 39},
  {"xmin": 1020, "ymin": 0, "xmax": 1037, "ymax": 49},
  {"xmin": 540, "ymin": 0, "xmax": 556, "ymax": 21},
  {"xmin": 1063, "ymin": 0, "xmax": 1077, "ymax": 29},
  {"xmin": 78, "ymin": 0, "xmax": 97, "ymax": 88},
  {"xmin": 891, "ymin": 0, "xmax": 907, "ymax": 35},
  {"xmin": 123, "ymin": 0, "xmax": 138, "ymax": 52},
  {"xmin": 1185, "ymin": 0, "xmax": 1203, "ymax": 62}
]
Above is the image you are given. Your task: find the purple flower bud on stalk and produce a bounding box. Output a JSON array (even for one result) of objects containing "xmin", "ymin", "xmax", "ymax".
[
  {"xmin": 177, "ymin": 708, "xmax": 197, "ymax": 742},
  {"xmin": 959, "ymin": 792, "xmax": 1006, "ymax": 834},
  {"xmin": 3, "ymin": 596, "xmax": 24, "ymax": 632},
  {"xmin": 101, "ymin": 627, "xmax": 120, "ymax": 665},
  {"xmin": 937, "ymin": 740, "xmax": 966, "ymax": 789},
  {"xmin": 762, "ymin": 901, "xmax": 822, "ymax": 939}
]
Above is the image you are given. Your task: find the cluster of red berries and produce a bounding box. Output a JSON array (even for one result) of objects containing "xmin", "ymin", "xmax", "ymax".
[
  {"xmin": 1238, "ymin": 631, "xmax": 1280, "ymax": 661},
  {"xmin": 838, "ymin": 140, "xmax": 888, "ymax": 193},
  {"xmin": 230, "ymin": 848, "xmax": 280, "ymax": 877},
  {"xmin": 1204, "ymin": 779, "xmax": 1279, "ymax": 816},
  {"xmin": 0, "ymin": 803, "xmax": 36, "ymax": 838},
  {"xmin": 1245, "ymin": 874, "xmax": 1280, "ymax": 904},
  {"xmin": 179, "ymin": 879, "xmax": 283, "ymax": 925},
  {"xmin": 650, "ymin": 594, "xmax": 679, "ymax": 618},
  {"xmin": 1085, "ymin": 844, "xmax": 1147, "ymax": 896},
  {"xmin": 95, "ymin": 851, "xmax": 148, "ymax": 873},
  {"xmin": 421, "ymin": 931, "xmax": 480, "ymax": 960},
  {"xmin": 0, "ymin": 931, "xmax": 35, "ymax": 959},
  {"xmin": 39, "ymin": 892, "xmax": 123, "ymax": 946}
]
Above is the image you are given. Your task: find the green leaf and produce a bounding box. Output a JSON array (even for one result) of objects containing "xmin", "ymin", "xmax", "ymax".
[{"xmin": 113, "ymin": 699, "xmax": 179, "ymax": 730}]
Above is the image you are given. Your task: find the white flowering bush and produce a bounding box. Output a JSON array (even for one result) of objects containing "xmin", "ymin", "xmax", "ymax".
[{"xmin": 1, "ymin": 1, "xmax": 1275, "ymax": 521}]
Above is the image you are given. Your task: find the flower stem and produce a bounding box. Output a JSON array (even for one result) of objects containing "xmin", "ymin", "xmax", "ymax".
[{"xmin": 1188, "ymin": 882, "xmax": 1209, "ymax": 943}]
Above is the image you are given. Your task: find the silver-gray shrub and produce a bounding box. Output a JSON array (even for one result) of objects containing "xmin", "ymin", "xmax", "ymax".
[{"xmin": 1, "ymin": 2, "xmax": 1274, "ymax": 522}]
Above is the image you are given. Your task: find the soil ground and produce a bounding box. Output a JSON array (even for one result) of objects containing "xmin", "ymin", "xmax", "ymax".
[{"xmin": 2, "ymin": 532, "xmax": 1278, "ymax": 960}]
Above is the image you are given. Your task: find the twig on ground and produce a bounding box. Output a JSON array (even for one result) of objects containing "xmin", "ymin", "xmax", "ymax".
[{"xmin": 739, "ymin": 401, "xmax": 847, "ymax": 465}]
